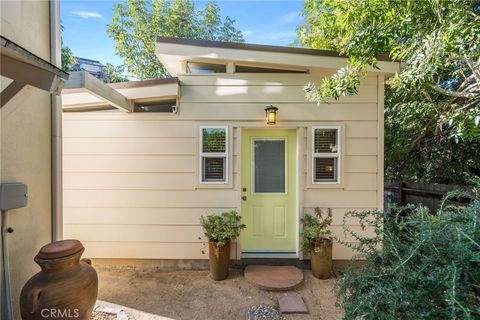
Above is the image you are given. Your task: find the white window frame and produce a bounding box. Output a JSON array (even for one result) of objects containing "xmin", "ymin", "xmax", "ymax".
[
  {"xmin": 312, "ymin": 126, "xmax": 341, "ymax": 184},
  {"xmin": 199, "ymin": 126, "xmax": 229, "ymax": 184}
]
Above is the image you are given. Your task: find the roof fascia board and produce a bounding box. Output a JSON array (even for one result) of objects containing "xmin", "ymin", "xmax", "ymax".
[
  {"xmin": 64, "ymin": 71, "xmax": 133, "ymax": 112},
  {"xmin": 156, "ymin": 37, "xmax": 392, "ymax": 61},
  {"xmin": 63, "ymin": 102, "xmax": 111, "ymax": 109},
  {"xmin": 115, "ymin": 82, "xmax": 178, "ymax": 100},
  {"xmin": 0, "ymin": 54, "xmax": 65, "ymax": 94},
  {"xmin": 155, "ymin": 42, "xmax": 400, "ymax": 76},
  {"xmin": 62, "ymin": 76, "xmax": 179, "ymax": 109},
  {"xmin": 1, "ymin": 36, "xmax": 69, "ymax": 80},
  {"xmin": 109, "ymin": 77, "xmax": 178, "ymax": 89}
]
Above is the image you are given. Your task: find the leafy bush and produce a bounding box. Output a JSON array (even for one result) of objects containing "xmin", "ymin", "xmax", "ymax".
[
  {"xmin": 336, "ymin": 191, "xmax": 480, "ymax": 319},
  {"xmin": 300, "ymin": 207, "xmax": 333, "ymax": 252},
  {"xmin": 200, "ymin": 210, "xmax": 246, "ymax": 247}
]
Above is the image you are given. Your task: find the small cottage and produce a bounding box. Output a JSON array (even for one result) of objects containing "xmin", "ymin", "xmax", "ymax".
[{"xmin": 61, "ymin": 37, "xmax": 399, "ymax": 263}]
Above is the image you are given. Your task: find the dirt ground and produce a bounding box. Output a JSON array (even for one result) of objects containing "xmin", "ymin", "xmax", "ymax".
[{"xmin": 94, "ymin": 264, "xmax": 342, "ymax": 320}]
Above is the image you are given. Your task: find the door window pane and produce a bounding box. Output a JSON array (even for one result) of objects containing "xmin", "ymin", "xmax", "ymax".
[{"xmin": 254, "ymin": 140, "xmax": 285, "ymax": 193}]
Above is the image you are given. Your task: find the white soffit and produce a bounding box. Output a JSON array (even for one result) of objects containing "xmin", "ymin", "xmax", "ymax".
[{"xmin": 1, "ymin": 36, "xmax": 69, "ymax": 107}]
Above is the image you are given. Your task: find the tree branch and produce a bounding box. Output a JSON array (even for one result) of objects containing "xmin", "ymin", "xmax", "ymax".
[
  {"xmin": 429, "ymin": 84, "xmax": 478, "ymax": 99},
  {"xmin": 409, "ymin": 115, "xmax": 437, "ymax": 150},
  {"xmin": 462, "ymin": 54, "xmax": 480, "ymax": 86},
  {"xmin": 457, "ymin": 73, "xmax": 476, "ymax": 92}
]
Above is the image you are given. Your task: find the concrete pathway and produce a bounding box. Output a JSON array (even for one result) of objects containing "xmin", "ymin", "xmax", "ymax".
[{"xmin": 92, "ymin": 300, "xmax": 174, "ymax": 320}]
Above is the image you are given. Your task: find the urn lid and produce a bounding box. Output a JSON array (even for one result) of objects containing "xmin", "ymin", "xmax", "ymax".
[{"xmin": 37, "ymin": 239, "xmax": 84, "ymax": 259}]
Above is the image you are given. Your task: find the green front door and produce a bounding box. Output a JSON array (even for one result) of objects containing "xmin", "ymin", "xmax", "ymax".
[{"xmin": 241, "ymin": 129, "xmax": 296, "ymax": 254}]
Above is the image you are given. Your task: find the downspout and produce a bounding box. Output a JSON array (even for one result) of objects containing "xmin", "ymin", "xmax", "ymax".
[
  {"xmin": 50, "ymin": 0, "xmax": 63, "ymax": 241},
  {"xmin": 1, "ymin": 211, "xmax": 13, "ymax": 319}
]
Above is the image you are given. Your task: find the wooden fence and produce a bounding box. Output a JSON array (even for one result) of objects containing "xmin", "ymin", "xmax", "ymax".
[{"xmin": 384, "ymin": 181, "xmax": 471, "ymax": 213}]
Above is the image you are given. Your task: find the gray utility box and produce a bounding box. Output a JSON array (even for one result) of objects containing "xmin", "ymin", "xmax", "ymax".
[{"xmin": 0, "ymin": 183, "xmax": 28, "ymax": 210}]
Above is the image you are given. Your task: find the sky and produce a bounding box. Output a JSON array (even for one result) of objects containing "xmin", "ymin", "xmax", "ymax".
[{"xmin": 61, "ymin": 0, "xmax": 305, "ymax": 67}]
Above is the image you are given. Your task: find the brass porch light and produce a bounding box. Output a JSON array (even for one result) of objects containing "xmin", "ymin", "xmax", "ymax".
[{"xmin": 265, "ymin": 105, "xmax": 278, "ymax": 125}]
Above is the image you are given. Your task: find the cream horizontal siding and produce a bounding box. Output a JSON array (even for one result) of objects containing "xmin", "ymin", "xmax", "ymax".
[
  {"xmin": 178, "ymin": 103, "xmax": 378, "ymax": 121},
  {"xmin": 345, "ymin": 156, "xmax": 377, "ymax": 173},
  {"xmin": 63, "ymin": 120, "xmax": 195, "ymax": 138},
  {"xmin": 65, "ymin": 225, "xmax": 204, "ymax": 242},
  {"xmin": 82, "ymin": 242, "xmax": 207, "ymax": 259},
  {"xmin": 344, "ymin": 173, "xmax": 377, "ymax": 191},
  {"xmin": 179, "ymin": 74, "xmax": 378, "ymax": 86},
  {"xmin": 304, "ymin": 190, "xmax": 377, "ymax": 208},
  {"xmin": 65, "ymin": 207, "xmax": 373, "ymax": 227},
  {"xmin": 63, "ymin": 155, "xmax": 195, "ymax": 173},
  {"xmin": 331, "ymin": 225, "xmax": 376, "ymax": 243},
  {"xmin": 64, "ymin": 172, "xmax": 196, "ymax": 190},
  {"xmin": 345, "ymin": 138, "xmax": 377, "ymax": 155},
  {"xmin": 63, "ymin": 72, "xmax": 382, "ymax": 260},
  {"xmin": 345, "ymin": 121, "xmax": 378, "ymax": 138},
  {"xmin": 63, "ymin": 137, "xmax": 195, "ymax": 155},
  {"xmin": 333, "ymin": 243, "xmax": 363, "ymax": 260},
  {"xmin": 181, "ymin": 85, "xmax": 377, "ymax": 104},
  {"xmin": 64, "ymin": 190, "xmax": 238, "ymax": 207},
  {"xmin": 64, "ymin": 207, "xmax": 235, "ymax": 225},
  {"xmin": 303, "ymin": 208, "xmax": 378, "ymax": 226},
  {"xmin": 62, "ymin": 105, "xmax": 377, "ymax": 121}
]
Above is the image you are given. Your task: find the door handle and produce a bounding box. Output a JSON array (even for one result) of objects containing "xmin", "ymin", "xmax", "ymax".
[{"xmin": 242, "ymin": 196, "xmax": 247, "ymax": 201}]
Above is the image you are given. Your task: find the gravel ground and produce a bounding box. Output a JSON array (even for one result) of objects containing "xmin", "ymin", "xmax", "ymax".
[
  {"xmin": 246, "ymin": 305, "xmax": 282, "ymax": 320},
  {"xmin": 91, "ymin": 311, "xmax": 117, "ymax": 320},
  {"xmin": 94, "ymin": 264, "xmax": 342, "ymax": 320}
]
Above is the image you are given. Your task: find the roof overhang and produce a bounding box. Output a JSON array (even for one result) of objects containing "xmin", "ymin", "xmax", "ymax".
[
  {"xmin": 155, "ymin": 37, "xmax": 401, "ymax": 76},
  {"xmin": 1, "ymin": 36, "xmax": 69, "ymax": 107},
  {"xmin": 62, "ymin": 71, "xmax": 178, "ymax": 112}
]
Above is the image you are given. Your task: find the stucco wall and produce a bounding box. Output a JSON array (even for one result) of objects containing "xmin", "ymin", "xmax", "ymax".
[
  {"xmin": 62, "ymin": 72, "xmax": 384, "ymax": 261},
  {"xmin": 1, "ymin": 1, "xmax": 52, "ymax": 319}
]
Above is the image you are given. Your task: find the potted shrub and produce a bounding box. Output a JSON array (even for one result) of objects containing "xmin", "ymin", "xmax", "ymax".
[
  {"xmin": 300, "ymin": 208, "xmax": 333, "ymax": 279},
  {"xmin": 200, "ymin": 210, "xmax": 245, "ymax": 281}
]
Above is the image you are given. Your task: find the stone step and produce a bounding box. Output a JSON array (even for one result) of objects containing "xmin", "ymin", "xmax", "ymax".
[
  {"xmin": 244, "ymin": 265, "xmax": 304, "ymax": 291},
  {"xmin": 278, "ymin": 293, "xmax": 309, "ymax": 314}
]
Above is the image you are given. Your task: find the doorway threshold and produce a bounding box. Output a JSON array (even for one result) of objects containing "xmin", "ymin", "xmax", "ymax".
[
  {"xmin": 234, "ymin": 257, "xmax": 310, "ymax": 270},
  {"xmin": 241, "ymin": 251, "xmax": 298, "ymax": 259}
]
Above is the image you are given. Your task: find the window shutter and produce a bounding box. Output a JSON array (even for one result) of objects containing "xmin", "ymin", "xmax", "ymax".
[
  {"xmin": 314, "ymin": 129, "xmax": 338, "ymax": 153},
  {"xmin": 314, "ymin": 157, "xmax": 337, "ymax": 182},
  {"xmin": 202, "ymin": 157, "xmax": 226, "ymax": 181}
]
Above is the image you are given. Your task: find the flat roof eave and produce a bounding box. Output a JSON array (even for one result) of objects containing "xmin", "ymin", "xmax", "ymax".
[
  {"xmin": 155, "ymin": 36, "xmax": 393, "ymax": 62},
  {"xmin": 155, "ymin": 37, "xmax": 400, "ymax": 77},
  {"xmin": 62, "ymin": 72, "xmax": 178, "ymax": 111}
]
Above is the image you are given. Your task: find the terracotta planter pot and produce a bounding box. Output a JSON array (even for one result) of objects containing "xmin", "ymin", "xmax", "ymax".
[
  {"xmin": 20, "ymin": 240, "xmax": 98, "ymax": 320},
  {"xmin": 208, "ymin": 240, "xmax": 231, "ymax": 281},
  {"xmin": 310, "ymin": 240, "xmax": 333, "ymax": 279}
]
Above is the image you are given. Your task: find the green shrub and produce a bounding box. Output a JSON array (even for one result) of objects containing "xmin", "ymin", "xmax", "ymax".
[
  {"xmin": 300, "ymin": 207, "xmax": 333, "ymax": 253},
  {"xmin": 200, "ymin": 210, "xmax": 246, "ymax": 247},
  {"xmin": 336, "ymin": 191, "xmax": 480, "ymax": 319}
]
